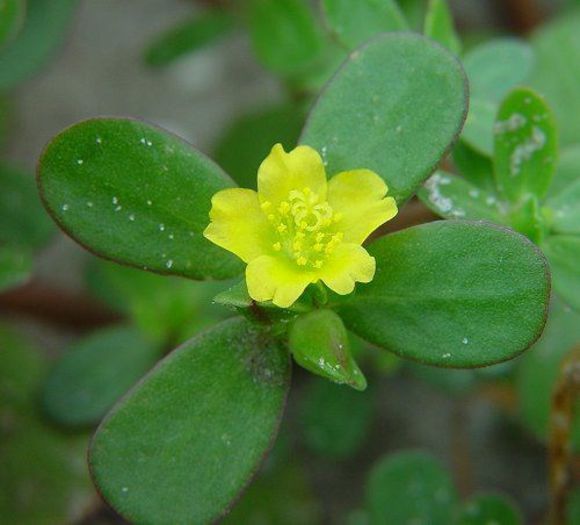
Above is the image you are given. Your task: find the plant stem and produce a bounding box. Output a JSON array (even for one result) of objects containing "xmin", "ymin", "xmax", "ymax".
[{"xmin": 548, "ymin": 346, "xmax": 580, "ymax": 525}]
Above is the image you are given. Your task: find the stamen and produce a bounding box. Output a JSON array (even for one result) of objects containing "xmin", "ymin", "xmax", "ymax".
[{"xmin": 273, "ymin": 242, "xmax": 282, "ymax": 251}]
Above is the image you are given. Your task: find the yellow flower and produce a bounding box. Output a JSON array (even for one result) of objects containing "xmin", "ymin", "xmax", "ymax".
[{"xmin": 204, "ymin": 144, "xmax": 398, "ymax": 308}]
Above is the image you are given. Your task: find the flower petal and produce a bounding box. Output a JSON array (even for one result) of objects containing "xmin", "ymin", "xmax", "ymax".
[
  {"xmin": 257, "ymin": 144, "xmax": 327, "ymax": 206},
  {"xmin": 204, "ymin": 188, "xmax": 272, "ymax": 263},
  {"xmin": 319, "ymin": 243, "xmax": 376, "ymax": 295},
  {"xmin": 328, "ymin": 169, "xmax": 398, "ymax": 244},
  {"xmin": 246, "ymin": 255, "xmax": 313, "ymax": 308}
]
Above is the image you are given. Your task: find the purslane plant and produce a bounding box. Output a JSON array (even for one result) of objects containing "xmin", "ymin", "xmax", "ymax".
[{"xmin": 36, "ymin": 34, "xmax": 551, "ymax": 523}]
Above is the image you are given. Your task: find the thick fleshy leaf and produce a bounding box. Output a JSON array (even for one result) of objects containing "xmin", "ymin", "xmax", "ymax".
[
  {"xmin": 222, "ymin": 463, "xmax": 320, "ymax": 525},
  {"xmin": 37, "ymin": 118, "xmax": 243, "ymax": 280},
  {"xmin": 42, "ymin": 326, "xmax": 161, "ymax": 427},
  {"xmin": 299, "ymin": 378, "xmax": 374, "ymax": 459},
  {"xmin": 461, "ymin": 98, "xmax": 496, "ymax": 156},
  {"xmin": 89, "ymin": 317, "xmax": 290, "ymax": 524},
  {"xmin": 0, "ymin": 0, "xmax": 77, "ymax": 90},
  {"xmin": 87, "ymin": 260, "xmax": 230, "ymax": 343},
  {"xmin": 366, "ymin": 451, "xmax": 458, "ymax": 525},
  {"xmin": 464, "ymin": 39, "xmax": 534, "ymax": 103},
  {"xmin": 461, "ymin": 39, "xmax": 534, "ymax": 155},
  {"xmin": 494, "ymin": 87, "xmax": 558, "ymax": 203},
  {"xmin": 545, "ymin": 145, "xmax": 580, "ymax": 235},
  {"xmin": 302, "ymin": 33, "xmax": 467, "ymax": 204},
  {"xmin": 0, "ymin": 0, "xmax": 25, "ymax": 48},
  {"xmin": 452, "ymin": 141, "xmax": 495, "ymax": 191},
  {"xmin": 338, "ymin": 221, "xmax": 550, "ymax": 367},
  {"xmin": 530, "ymin": 9, "xmax": 580, "ymax": 147},
  {"xmin": 547, "ymin": 145, "xmax": 580, "ymax": 200},
  {"xmin": 289, "ymin": 309, "xmax": 366, "ymax": 390},
  {"xmin": 0, "ymin": 163, "xmax": 54, "ymax": 248},
  {"xmin": 516, "ymin": 298, "xmax": 580, "ymax": 449},
  {"xmin": 145, "ymin": 10, "xmax": 234, "ymax": 67},
  {"xmin": 456, "ymin": 493, "xmax": 522, "ymax": 525},
  {"xmin": 321, "ymin": 0, "xmax": 407, "ymax": 50},
  {"xmin": 542, "ymin": 235, "xmax": 580, "ymax": 312},
  {"xmin": 418, "ymin": 171, "xmax": 506, "ymax": 223},
  {"xmin": 0, "ymin": 325, "xmax": 93, "ymax": 524},
  {"xmin": 214, "ymin": 104, "xmax": 305, "ymax": 189},
  {"xmin": 248, "ymin": 0, "xmax": 325, "ymax": 76},
  {"xmin": 424, "ymin": 0, "xmax": 461, "ymax": 55}
]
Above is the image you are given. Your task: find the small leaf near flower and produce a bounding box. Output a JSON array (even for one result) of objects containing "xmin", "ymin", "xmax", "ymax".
[{"xmin": 204, "ymin": 144, "xmax": 398, "ymax": 308}]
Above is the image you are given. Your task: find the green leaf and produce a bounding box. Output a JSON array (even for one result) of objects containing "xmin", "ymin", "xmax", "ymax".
[
  {"xmin": 289, "ymin": 309, "xmax": 366, "ymax": 390},
  {"xmin": 424, "ymin": 0, "xmax": 461, "ymax": 55},
  {"xmin": 530, "ymin": 9, "xmax": 580, "ymax": 147},
  {"xmin": 0, "ymin": 0, "xmax": 25, "ymax": 49},
  {"xmin": 222, "ymin": 463, "xmax": 321, "ymax": 525},
  {"xmin": 37, "ymin": 117, "xmax": 243, "ymax": 280},
  {"xmin": 0, "ymin": 244, "xmax": 31, "ymax": 292},
  {"xmin": 321, "ymin": 0, "xmax": 408, "ymax": 50},
  {"xmin": 494, "ymin": 87, "xmax": 558, "ymax": 203},
  {"xmin": 0, "ymin": 163, "xmax": 54, "ymax": 248},
  {"xmin": 464, "ymin": 39, "xmax": 534, "ymax": 103},
  {"xmin": 42, "ymin": 326, "xmax": 161, "ymax": 427},
  {"xmin": 89, "ymin": 317, "xmax": 290, "ymax": 524},
  {"xmin": 542, "ymin": 235, "xmax": 580, "ymax": 312},
  {"xmin": 509, "ymin": 194, "xmax": 547, "ymax": 244},
  {"xmin": 299, "ymin": 378, "xmax": 374, "ymax": 459},
  {"xmin": 461, "ymin": 39, "xmax": 534, "ymax": 155},
  {"xmin": 366, "ymin": 451, "xmax": 458, "ymax": 525},
  {"xmin": 452, "ymin": 140, "xmax": 495, "ymax": 191},
  {"xmin": 87, "ymin": 260, "xmax": 230, "ymax": 344},
  {"xmin": 516, "ymin": 297, "xmax": 580, "ymax": 447},
  {"xmin": 0, "ymin": 324, "xmax": 94, "ymax": 524},
  {"xmin": 545, "ymin": 145, "xmax": 580, "ymax": 235},
  {"xmin": 213, "ymin": 104, "xmax": 305, "ymax": 189},
  {"xmin": 418, "ymin": 171, "xmax": 506, "ymax": 223},
  {"xmin": 456, "ymin": 493, "xmax": 522, "ymax": 525},
  {"xmin": 0, "ymin": 0, "xmax": 78, "ymax": 90},
  {"xmin": 301, "ymin": 33, "xmax": 468, "ymax": 204},
  {"xmin": 338, "ymin": 221, "xmax": 550, "ymax": 367},
  {"xmin": 548, "ymin": 145, "xmax": 580, "ymax": 199},
  {"xmin": 145, "ymin": 10, "xmax": 234, "ymax": 68},
  {"xmin": 248, "ymin": 0, "xmax": 325, "ymax": 76},
  {"xmin": 461, "ymin": 98, "xmax": 497, "ymax": 156}
]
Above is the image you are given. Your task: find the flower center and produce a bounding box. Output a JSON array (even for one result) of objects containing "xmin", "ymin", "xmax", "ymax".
[{"xmin": 261, "ymin": 187, "xmax": 343, "ymax": 269}]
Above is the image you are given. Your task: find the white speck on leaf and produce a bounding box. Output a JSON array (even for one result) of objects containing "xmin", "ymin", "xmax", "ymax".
[
  {"xmin": 510, "ymin": 126, "xmax": 546, "ymax": 176},
  {"xmin": 494, "ymin": 113, "xmax": 526, "ymax": 135},
  {"xmin": 62, "ymin": 204, "xmax": 69, "ymax": 211},
  {"xmin": 112, "ymin": 196, "xmax": 118, "ymax": 205},
  {"xmin": 169, "ymin": 233, "xmax": 174, "ymax": 240},
  {"xmin": 96, "ymin": 137, "xmax": 102, "ymax": 144},
  {"xmin": 115, "ymin": 205, "xmax": 122, "ymax": 212},
  {"xmin": 147, "ymin": 200, "xmax": 152, "ymax": 206},
  {"xmin": 159, "ymin": 224, "xmax": 165, "ymax": 231},
  {"xmin": 129, "ymin": 214, "xmax": 135, "ymax": 221},
  {"xmin": 86, "ymin": 201, "xmax": 93, "ymax": 207},
  {"xmin": 77, "ymin": 159, "xmax": 84, "ymax": 165},
  {"xmin": 462, "ymin": 337, "xmax": 469, "ymax": 345},
  {"xmin": 166, "ymin": 259, "xmax": 173, "ymax": 269},
  {"xmin": 425, "ymin": 173, "xmax": 454, "ymax": 213}
]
